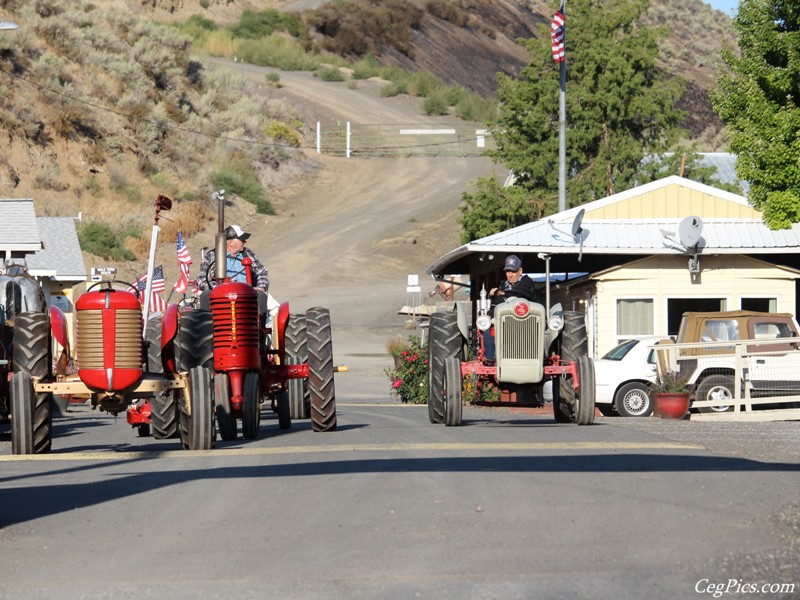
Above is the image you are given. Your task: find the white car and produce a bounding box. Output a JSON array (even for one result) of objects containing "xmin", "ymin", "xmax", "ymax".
[
  {"xmin": 592, "ymin": 337, "xmax": 670, "ymax": 417},
  {"xmin": 544, "ymin": 336, "xmax": 666, "ymax": 417}
]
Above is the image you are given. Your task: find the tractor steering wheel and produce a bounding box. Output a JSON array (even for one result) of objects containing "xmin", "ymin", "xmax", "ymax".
[
  {"xmin": 203, "ymin": 257, "xmax": 249, "ymax": 289},
  {"xmin": 86, "ymin": 280, "xmax": 141, "ymax": 299}
]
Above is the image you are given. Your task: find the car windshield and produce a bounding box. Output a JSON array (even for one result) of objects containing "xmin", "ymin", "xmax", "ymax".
[{"xmin": 602, "ymin": 339, "xmax": 638, "ymax": 361}]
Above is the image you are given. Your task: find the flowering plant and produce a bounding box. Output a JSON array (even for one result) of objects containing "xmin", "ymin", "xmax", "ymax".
[{"xmin": 385, "ymin": 334, "xmax": 428, "ymax": 404}]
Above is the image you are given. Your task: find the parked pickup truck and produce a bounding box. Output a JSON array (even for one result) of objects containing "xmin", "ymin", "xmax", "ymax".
[{"xmin": 675, "ymin": 310, "xmax": 800, "ymax": 412}]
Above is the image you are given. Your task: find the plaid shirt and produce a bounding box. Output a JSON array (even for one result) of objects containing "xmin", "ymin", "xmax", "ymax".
[{"xmin": 196, "ymin": 247, "xmax": 270, "ymax": 291}]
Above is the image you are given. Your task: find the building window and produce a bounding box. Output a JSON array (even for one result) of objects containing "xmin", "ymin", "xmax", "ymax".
[
  {"xmin": 616, "ymin": 298, "xmax": 654, "ymax": 336},
  {"xmin": 741, "ymin": 297, "xmax": 777, "ymax": 313}
]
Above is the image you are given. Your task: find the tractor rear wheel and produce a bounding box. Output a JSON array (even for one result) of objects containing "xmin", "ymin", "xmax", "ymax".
[
  {"xmin": 12, "ymin": 313, "xmax": 52, "ymax": 453},
  {"xmin": 285, "ymin": 314, "xmax": 310, "ymax": 419},
  {"xmin": 182, "ymin": 366, "xmax": 215, "ymax": 450},
  {"xmin": 558, "ymin": 311, "xmax": 588, "ymax": 415},
  {"xmin": 277, "ymin": 390, "xmax": 291, "ymax": 430},
  {"xmin": 242, "ymin": 371, "xmax": 261, "ymax": 439},
  {"xmin": 307, "ymin": 307, "xmax": 336, "ymax": 432},
  {"xmin": 428, "ymin": 311, "xmax": 461, "ymax": 424},
  {"xmin": 214, "ymin": 372, "xmax": 237, "ymax": 441},
  {"xmin": 551, "ymin": 380, "xmax": 573, "ymax": 423},
  {"xmin": 176, "ymin": 309, "xmax": 214, "ymax": 371},
  {"xmin": 444, "ymin": 357, "xmax": 463, "ymax": 426},
  {"xmin": 145, "ymin": 313, "xmax": 163, "ymax": 373},
  {"xmin": 575, "ymin": 355, "xmax": 596, "ymax": 425}
]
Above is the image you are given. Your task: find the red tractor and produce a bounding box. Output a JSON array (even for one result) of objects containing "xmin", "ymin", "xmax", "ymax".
[
  {"xmin": 8, "ymin": 280, "xmax": 216, "ymax": 454},
  {"xmin": 201, "ymin": 234, "xmax": 338, "ymax": 440}
]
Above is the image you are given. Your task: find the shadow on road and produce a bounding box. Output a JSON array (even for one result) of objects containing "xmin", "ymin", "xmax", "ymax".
[{"xmin": 1, "ymin": 452, "xmax": 797, "ymax": 527}]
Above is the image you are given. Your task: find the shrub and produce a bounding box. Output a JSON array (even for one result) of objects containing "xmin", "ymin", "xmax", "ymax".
[
  {"xmin": 231, "ymin": 9, "xmax": 307, "ymax": 40},
  {"xmin": 423, "ymin": 91, "xmax": 448, "ymax": 116},
  {"xmin": 315, "ymin": 66, "xmax": 344, "ymax": 81},
  {"xmin": 235, "ymin": 35, "xmax": 321, "ymax": 71},
  {"xmin": 407, "ymin": 70, "xmax": 440, "ymax": 98},
  {"xmin": 385, "ymin": 335, "xmax": 428, "ymax": 404},
  {"xmin": 77, "ymin": 221, "xmax": 136, "ymax": 261},
  {"xmin": 212, "ymin": 158, "xmax": 274, "ymax": 214},
  {"xmin": 351, "ymin": 54, "xmax": 380, "ymax": 79},
  {"xmin": 265, "ymin": 71, "xmax": 281, "ymax": 87},
  {"xmin": 263, "ymin": 119, "xmax": 300, "ymax": 147}
]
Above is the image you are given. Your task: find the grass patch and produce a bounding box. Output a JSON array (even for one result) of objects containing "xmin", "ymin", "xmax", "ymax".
[
  {"xmin": 78, "ymin": 221, "xmax": 137, "ymax": 261},
  {"xmin": 315, "ymin": 66, "xmax": 345, "ymax": 81},
  {"xmin": 212, "ymin": 158, "xmax": 274, "ymax": 214}
]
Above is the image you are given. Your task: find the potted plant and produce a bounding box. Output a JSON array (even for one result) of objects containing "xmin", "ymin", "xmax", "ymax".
[{"xmin": 651, "ymin": 370, "xmax": 691, "ymax": 419}]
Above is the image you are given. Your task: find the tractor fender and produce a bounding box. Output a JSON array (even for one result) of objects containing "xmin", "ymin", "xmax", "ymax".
[
  {"xmin": 161, "ymin": 303, "xmax": 180, "ymax": 350},
  {"xmin": 275, "ymin": 301, "xmax": 290, "ymax": 364},
  {"xmin": 49, "ymin": 305, "xmax": 69, "ymax": 350}
]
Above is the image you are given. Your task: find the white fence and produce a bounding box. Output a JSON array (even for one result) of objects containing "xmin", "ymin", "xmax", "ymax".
[
  {"xmin": 315, "ymin": 122, "xmax": 491, "ymax": 157},
  {"xmin": 653, "ymin": 338, "xmax": 800, "ymax": 421}
]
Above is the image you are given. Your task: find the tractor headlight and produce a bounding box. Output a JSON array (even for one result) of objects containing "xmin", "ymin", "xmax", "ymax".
[
  {"xmin": 476, "ymin": 314, "xmax": 492, "ymax": 332},
  {"xmin": 549, "ymin": 314, "xmax": 564, "ymax": 332}
]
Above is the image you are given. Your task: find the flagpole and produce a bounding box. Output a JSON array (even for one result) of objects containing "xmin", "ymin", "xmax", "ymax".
[{"xmin": 558, "ymin": 0, "xmax": 567, "ymax": 213}]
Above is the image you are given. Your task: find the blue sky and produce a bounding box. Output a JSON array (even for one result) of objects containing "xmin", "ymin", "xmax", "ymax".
[{"xmin": 705, "ymin": 0, "xmax": 738, "ymax": 16}]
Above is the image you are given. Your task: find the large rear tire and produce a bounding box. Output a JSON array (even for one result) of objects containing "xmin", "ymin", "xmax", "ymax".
[
  {"xmin": 444, "ymin": 357, "xmax": 463, "ymax": 426},
  {"xmin": 176, "ymin": 309, "xmax": 214, "ymax": 371},
  {"xmin": 214, "ymin": 372, "xmax": 237, "ymax": 441},
  {"xmin": 145, "ymin": 313, "xmax": 163, "ymax": 373},
  {"xmin": 241, "ymin": 371, "xmax": 261, "ymax": 439},
  {"xmin": 552, "ymin": 380, "xmax": 573, "ymax": 423},
  {"xmin": 428, "ymin": 311, "xmax": 461, "ymax": 424},
  {"xmin": 307, "ymin": 307, "xmax": 336, "ymax": 432},
  {"xmin": 182, "ymin": 366, "xmax": 215, "ymax": 450},
  {"xmin": 284, "ymin": 314, "xmax": 310, "ymax": 419},
  {"xmin": 12, "ymin": 313, "xmax": 52, "ymax": 453},
  {"xmin": 575, "ymin": 355, "xmax": 596, "ymax": 425}
]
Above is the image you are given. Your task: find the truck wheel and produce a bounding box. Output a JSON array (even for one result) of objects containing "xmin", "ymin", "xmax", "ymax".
[
  {"xmin": 12, "ymin": 313, "xmax": 53, "ymax": 453},
  {"xmin": 428, "ymin": 312, "xmax": 461, "ymax": 424},
  {"xmin": 277, "ymin": 390, "xmax": 291, "ymax": 430},
  {"xmin": 614, "ymin": 382, "xmax": 653, "ymax": 417},
  {"xmin": 182, "ymin": 366, "xmax": 215, "ymax": 450},
  {"xmin": 575, "ymin": 355, "xmax": 596, "ymax": 425},
  {"xmin": 242, "ymin": 371, "xmax": 261, "ymax": 439},
  {"xmin": 176, "ymin": 309, "xmax": 214, "ymax": 371},
  {"xmin": 285, "ymin": 314, "xmax": 310, "ymax": 419},
  {"xmin": 150, "ymin": 392, "xmax": 179, "ymax": 439},
  {"xmin": 558, "ymin": 311, "xmax": 587, "ymax": 409},
  {"xmin": 214, "ymin": 372, "xmax": 237, "ymax": 441},
  {"xmin": 444, "ymin": 357, "xmax": 463, "ymax": 426},
  {"xmin": 286, "ymin": 355, "xmax": 309, "ymax": 420},
  {"xmin": 307, "ymin": 307, "xmax": 336, "ymax": 432},
  {"xmin": 695, "ymin": 375, "xmax": 734, "ymax": 413}
]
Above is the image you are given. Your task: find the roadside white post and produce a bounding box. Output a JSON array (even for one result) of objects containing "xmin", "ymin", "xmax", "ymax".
[
  {"xmin": 346, "ymin": 121, "xmax": 351, "ymax": 158},
  {"xmin": 316, "ymin": 122, "xmax": 321, "ymax": 154}
]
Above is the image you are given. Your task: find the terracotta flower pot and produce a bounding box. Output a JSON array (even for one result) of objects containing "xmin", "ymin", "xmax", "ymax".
[{"xmin": 653, "ymin": 392, "xmax": 690, "ymax": 419}]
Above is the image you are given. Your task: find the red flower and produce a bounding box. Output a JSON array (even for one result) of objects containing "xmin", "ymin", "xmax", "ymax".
[{"xmin": 393, "ymin": 379, "xmax": 403, "ymax": 388}]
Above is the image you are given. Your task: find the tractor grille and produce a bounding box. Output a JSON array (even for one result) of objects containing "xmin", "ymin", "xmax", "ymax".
[
  {"xmin": 498, "ymin": 313, "xmax": 542, "ymax": 361},
  {"xmin": 210, "ymin": 294, "xmax": 260, "ymax": 350},
  {"xmin": 77, "ymin": 308, "xmax": 143, "ymax": 369}
]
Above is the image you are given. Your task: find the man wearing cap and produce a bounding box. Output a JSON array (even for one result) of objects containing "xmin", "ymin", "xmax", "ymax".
[
  {"xmin": 489, "ymin": 254, "xmax": 536, "ymax": 304},
  {"xmin": 196, "ymin": 224, "xmax": 270, "ymax": 292},
  {"xmin": 484, "ymin": 254, "xmax": 536, "ymax": 363}
]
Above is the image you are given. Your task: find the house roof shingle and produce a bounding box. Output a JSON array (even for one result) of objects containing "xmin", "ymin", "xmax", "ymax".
[
  {"xmin": 26, "ymin": 217, "xmax": 87, "ymax": 281},
  {"xmin": 0, "ymin": 199, "xmax": 42, "ymax": 253}
]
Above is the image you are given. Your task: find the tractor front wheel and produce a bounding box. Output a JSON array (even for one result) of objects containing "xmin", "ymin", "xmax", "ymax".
[
  {"xmin": 242, "ymin": 371, "xmax": 261, "ymax": 440},
  {"xmin": 428, "ymin": 311, "xmax": 461, "ymax": 424},
  {"xmin": 11, "ymin": 313, "xmax": 53, "ymax": 454},
  {"xmin": 307, "ymin": 307, "xmax": 336, "ymax": 432},
  {"xmin": 277, "ymin": 390, "xmax": 291, "ymax": 430},
  {"xmin": 181, "ymin": 366, "xmax": 215, "ymax": 450},
  {"xmin": 444, "ymin": 357, "xmax": 463, "ymax": 427},
  {"xmin": 575, "ymin": 355, "xmax": 596, "ymax": 426},
  {"xmin": 214, "ymin": 372, "xmax": 237, "ymax": 441}
]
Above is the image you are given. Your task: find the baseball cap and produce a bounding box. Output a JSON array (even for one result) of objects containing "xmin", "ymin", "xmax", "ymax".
[
  {"xmin": 503, "ymin": 254, "xmax": 522, "ymax": 271},
  {"xmin": 225, "ymin": 224, "xmax": 250, "ymax": 241}
]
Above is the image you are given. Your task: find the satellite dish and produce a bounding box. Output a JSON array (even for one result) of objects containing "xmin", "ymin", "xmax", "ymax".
[
  {"xmin": 678, "ymin": 216, "xmax": 703, "ymax": 248},
  {"xmin": 571, "ymin": 208, "xmax": 585, "ymax": 237}
]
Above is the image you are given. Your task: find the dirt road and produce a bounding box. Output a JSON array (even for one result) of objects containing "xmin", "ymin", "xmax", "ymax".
[{"xmin": 208, "ymin": 58, "xmax": 498, "ymax": 378}]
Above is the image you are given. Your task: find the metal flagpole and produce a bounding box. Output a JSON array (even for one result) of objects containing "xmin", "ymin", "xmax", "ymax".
[{"xmin": 558, "ymin": 0, "xmax": 567, "ymax": 213}]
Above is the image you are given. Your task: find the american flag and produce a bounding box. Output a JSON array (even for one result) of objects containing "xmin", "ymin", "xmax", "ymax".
[
  {"xmin": 173, "ymin": 231, "xmax": 193, "ymax": 294},
  {"xmin": 551, "ymin": 3, "xmax": 565, "ymax": 63},
  {"xmin": 137, "ymin": 266, "xmax": 167, "ymax": 312}
]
